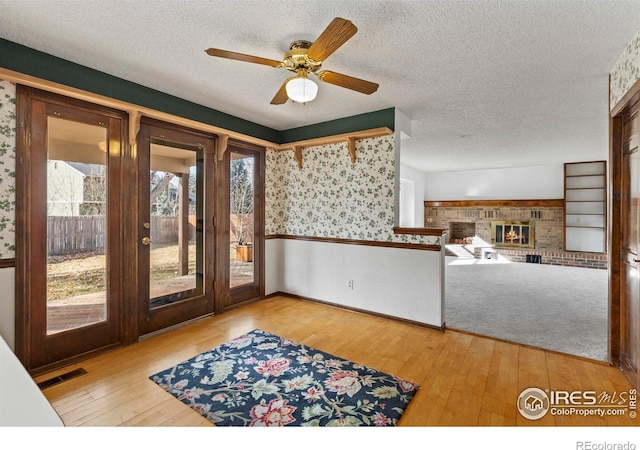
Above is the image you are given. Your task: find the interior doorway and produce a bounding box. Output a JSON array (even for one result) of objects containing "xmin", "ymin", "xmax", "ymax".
[{"xmin": 444, "ymin": 257, "xmax": 609, "ymax": 361}]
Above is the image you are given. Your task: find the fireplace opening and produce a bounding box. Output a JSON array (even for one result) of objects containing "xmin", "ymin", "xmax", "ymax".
[
  {"xmin": 491, "ymin": 220, "xmax": 534, "ymax": 248},
  {"xmin": 449, "ymin": 222, "xmax": 476, "ymax": 244}
]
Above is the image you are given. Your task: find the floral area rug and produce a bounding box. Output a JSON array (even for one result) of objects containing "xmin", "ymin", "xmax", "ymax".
[{"xmin": 149, "ymin": 329, "xmax": 419, "ymax": 426}]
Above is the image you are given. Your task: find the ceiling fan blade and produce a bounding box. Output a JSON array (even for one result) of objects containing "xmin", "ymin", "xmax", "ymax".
[
  {"xmin": 307, "ymin": 17, "xmax": 357, "ymax": 61},
  {"xmin": 205, "ymin": 48, "xmax": 282, "ymax": 67},
  {"xmin": 270, "ymin": 79, "xmax": 290, "ymax": 105},
  {"xmin": 317, "ymin": 71, "xmax": 379, "ymax": 95}
]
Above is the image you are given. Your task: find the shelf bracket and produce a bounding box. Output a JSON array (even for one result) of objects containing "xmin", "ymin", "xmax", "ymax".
[
  {"xmin": 347, "ymin": 137, "xmax": 357, "ymax": 164},
  {"xmin": 294, "ymin": 145, "xmax": 303, "ymax": 169}
]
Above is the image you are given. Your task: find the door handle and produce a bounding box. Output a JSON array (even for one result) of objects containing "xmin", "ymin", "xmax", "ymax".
[{"xmin": 141, "ymin": 236, "xmax": 152, "ymax": 246}]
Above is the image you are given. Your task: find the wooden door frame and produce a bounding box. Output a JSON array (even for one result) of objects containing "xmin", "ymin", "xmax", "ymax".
[
  {"xmin": 15, "ymin": 86, "xmax": 128, "ymax": 374},
  {"xmin": 215, "ymin": 139, "xmax": 265, "ymax": 312},
  {"xmin": 135, "ymin": 117, "xmax": 217, "ymax": 337},
  {"xmin": 609, "ymin": 113, "xmax": 623, "ymax": 368},
  {"xmin": 14, "ymin": 85, "xmax": 265, "ymax": 372},
  {"xmin": 610, "ymin": 82, "xmax": 640, "ymax": 389}
]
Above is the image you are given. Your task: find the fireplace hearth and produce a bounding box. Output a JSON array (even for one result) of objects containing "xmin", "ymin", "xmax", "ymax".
[{"xmin": 449, "ymin": 222, "xmax": 476, "ymax": 244}]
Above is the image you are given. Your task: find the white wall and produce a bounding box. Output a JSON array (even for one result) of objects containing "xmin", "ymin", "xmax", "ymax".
[
  {"xmin": 0, "ymin": 268, "xmax": 15, "ymax": 349},
  {"xmin": 424, "ymin": 164, "xmax": 565, "ymax": 200},
  {"xmin": 399, "ymin": 178, "xmax": 415, "ymax": 227},
  {"xmin": 0, "ymin": 333, "xmax": 64, "ymax": 426},
  {"xmin": 395, "ymin": 108, "xmax": 413, "ymax": 226},
  {"xmin": 400, "ymin": 164, "xmax": 428, "ymax": 226},
  {"xmin": 265, "ymin": 239, "xmax": 284, "ymax": 296},
  {"xmin": 265, "ymin": 238, "xmax": 444, "ymax": 328}
]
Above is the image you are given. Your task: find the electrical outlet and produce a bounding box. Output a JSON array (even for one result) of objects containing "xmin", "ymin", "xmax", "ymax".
[{"xmin": 348, "ymin": 280, "xmax": 354, "ymax": 289}]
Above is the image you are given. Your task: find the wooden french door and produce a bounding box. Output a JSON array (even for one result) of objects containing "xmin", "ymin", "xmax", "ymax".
[
  {"xmin": 136, "ymin": 118, "xmax": 216, "ymax": 336},
  {"xmin": 225, "ymin": 140, "xmax": 264, "ymax": 307},
  {"xmin": 621, "ymin": 103, "xmax": 640, "ymax": 390},
  {"xmin": 16, "ymin": 88, "xmax": 246, "ymax": 372},
  {"xmin": 16, "ymin": 87, "xmax": 126, "ymax": 373}
]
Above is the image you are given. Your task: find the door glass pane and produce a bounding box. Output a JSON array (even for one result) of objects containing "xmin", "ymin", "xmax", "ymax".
[
  {"xmin": 149, "ymin": 141, "xmax": 203, "ymax": 307},
  {"xmin": 230, "ymin": 151, "xmax": 255, "ymax": 287},
  {"xmin": 46, "ymin": 117, "xmax": 107, "ymax": 334}
]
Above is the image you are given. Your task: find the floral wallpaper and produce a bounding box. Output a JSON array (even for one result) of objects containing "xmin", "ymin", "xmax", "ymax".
[
  {"xmin": 0, "ymin": 79, "xmax": 16, "ymax": 260},
  {"xmin": 610, "ymin": 26, "xmax": 640, "ymax": 111},
  {"xmin": 0, "ymin": 77, "xmax": 439, "ymax": 260},
  {"xmin": 265, "ymin": 136, "xmax": 440, "ymax": 246}
]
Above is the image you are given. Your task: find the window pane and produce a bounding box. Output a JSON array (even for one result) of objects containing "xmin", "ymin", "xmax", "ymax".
[
  {"xmin": 230, "ymin": 152, "xmax": 254, "ymax": 287},
  {"xmin": 46, "ymin": 117, "xmax": 107, "ymax": 334},
  {"xmin": 149, "ymin": 142, "xmax": 203, "ymax": 307}
]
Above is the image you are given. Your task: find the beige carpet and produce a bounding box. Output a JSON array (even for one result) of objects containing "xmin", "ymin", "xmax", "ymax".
[{"xmin": 444, "ymin": 256, "xmax": 608, "ymax": 361}]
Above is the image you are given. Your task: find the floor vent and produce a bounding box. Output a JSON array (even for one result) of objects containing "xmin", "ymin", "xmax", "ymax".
[{"xmin": 37, "ymin": 368, "xmax": 87, "ymax": 390}]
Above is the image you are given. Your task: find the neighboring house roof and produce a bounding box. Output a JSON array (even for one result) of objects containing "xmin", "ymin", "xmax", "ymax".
[{"xmin": 65, "ymin": 161, "xmax": 104, "ymax": 177}]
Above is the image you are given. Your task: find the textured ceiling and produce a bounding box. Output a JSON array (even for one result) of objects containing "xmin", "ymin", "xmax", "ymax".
[{"xmin": 1, "ymin": 0, "xmax": 639, "ymax": 173}]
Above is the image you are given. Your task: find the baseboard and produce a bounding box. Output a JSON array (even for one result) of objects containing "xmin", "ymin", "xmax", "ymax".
[{"xmin": 264, "ymin": 291, "xmax": 445, "ymax": 332}]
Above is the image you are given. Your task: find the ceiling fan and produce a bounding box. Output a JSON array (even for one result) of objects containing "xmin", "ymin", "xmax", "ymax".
[{"xmin": 205, "ymin": 17, "xmax": 379, "ymax": 105}]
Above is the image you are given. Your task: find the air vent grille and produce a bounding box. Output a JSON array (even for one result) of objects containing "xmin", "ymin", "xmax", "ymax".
[{"xmin": 37, "ymin": 368, "xmax": 87, "ymax": 390}]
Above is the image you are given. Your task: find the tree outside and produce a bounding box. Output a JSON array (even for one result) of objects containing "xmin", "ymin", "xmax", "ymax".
[{"xmin": 230, "ymin": 156, "xmax": 254, "ymax": 246}]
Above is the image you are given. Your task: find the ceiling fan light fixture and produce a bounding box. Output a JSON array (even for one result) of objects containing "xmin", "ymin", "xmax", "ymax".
[
  {"xmin": 205, "ymin": 18, "xmax": 378, "ymax": 105},
  {"xmin": 285, "ymin": 71, "xmax": 318, "ymax": 103}
]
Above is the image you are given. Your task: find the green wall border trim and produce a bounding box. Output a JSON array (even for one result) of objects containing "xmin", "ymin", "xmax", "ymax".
[
  {"xmin": 278, "ymin": 108, "xmax": 395, "ymax": 144},
  {"xmin": 0, "ymin": 38, "xmax": 394, "ymax": 145},
  {"xmin": 0, "ymin": 38, "xmax": 277, "ymax": 141}
]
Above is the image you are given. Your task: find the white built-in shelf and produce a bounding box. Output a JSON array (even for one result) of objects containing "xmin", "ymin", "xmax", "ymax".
[{"xmin": 564, "ymin": 161, "xmax": 606, "ymax": 253}]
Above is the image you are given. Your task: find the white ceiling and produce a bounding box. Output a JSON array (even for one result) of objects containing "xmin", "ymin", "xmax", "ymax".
[{"xmin": 1, "ymin": 0, "xmax": 640, "ymax": 173}]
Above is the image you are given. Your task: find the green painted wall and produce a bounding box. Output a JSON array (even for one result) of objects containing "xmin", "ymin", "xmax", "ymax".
[
  {"xmin": 0, "ymin": 38, "xmax": 279, "ymax": 142},
  {"xmin": 278, "ymin": 108, "xmax": 395, "ymax": 143}
]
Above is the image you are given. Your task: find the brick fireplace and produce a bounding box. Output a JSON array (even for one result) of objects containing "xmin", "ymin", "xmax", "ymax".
[{"xmin": 424, "ymin": 199, "xmax": 608, "ymax": 269}]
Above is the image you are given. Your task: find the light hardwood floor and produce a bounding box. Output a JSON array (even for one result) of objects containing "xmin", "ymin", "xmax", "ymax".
[{"xmin": 34, "ymin": 295, "xmax": 638, "ymax": 427}]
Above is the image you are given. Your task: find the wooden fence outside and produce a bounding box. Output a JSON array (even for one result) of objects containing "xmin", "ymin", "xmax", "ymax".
[
  {"xmin": 48, "ymin": 216, "xmax": 194, "ymax": 255},
  {"xmin": 150, "ymin": 216, "xmax": 195, "ymax": 245},
  {"xmin": 48, "ymin": 216, "xmax": 106, "ymax": 255}
]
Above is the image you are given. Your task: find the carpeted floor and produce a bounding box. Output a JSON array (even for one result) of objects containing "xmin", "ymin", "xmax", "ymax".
[{"xmin": 444, "ymin": 256, "xmax": 608, "ymax": 361}]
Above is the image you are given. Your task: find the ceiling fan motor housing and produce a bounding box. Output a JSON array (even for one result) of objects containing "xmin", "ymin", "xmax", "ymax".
[{"xmin": 284, "ymin": 40, "xmax": 322, "ymax": 73}]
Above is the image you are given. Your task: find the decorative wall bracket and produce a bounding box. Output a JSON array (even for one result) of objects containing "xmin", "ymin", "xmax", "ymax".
[
  {"xmin": 128, "ymin": 110, "xmax": 141, "ymax": 146},
  {"xmin": 294, "ymin": 146, "xmax": 303, "ymax": 169},
  {"xmin": 347, "ymin": 136, "xmax": 357, "ymax": 164},
  {"xmin": 217, "ymin": 134, "xmax": 229, "ymax": 161},
  {"xmin": 277, "ymin": 127, "xmax": 392, "ymax": 170}
]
